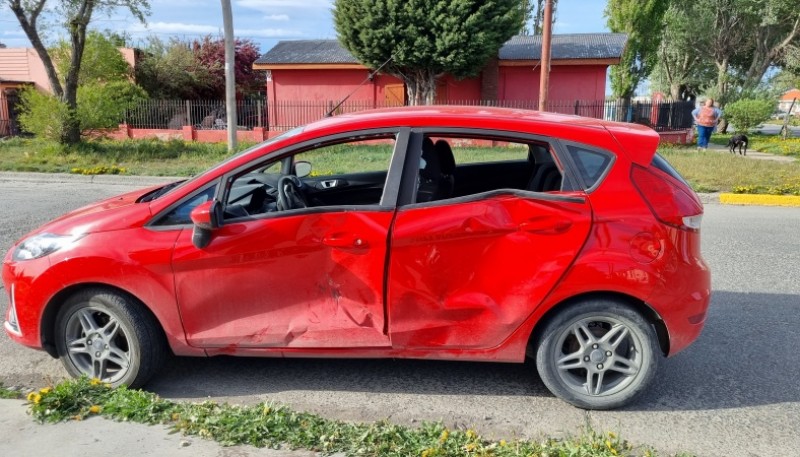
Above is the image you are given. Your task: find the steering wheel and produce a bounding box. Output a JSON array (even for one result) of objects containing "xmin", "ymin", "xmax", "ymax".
[{"xmin": 276, "ymin": 175, "xmax": 308, "ymax": 211}]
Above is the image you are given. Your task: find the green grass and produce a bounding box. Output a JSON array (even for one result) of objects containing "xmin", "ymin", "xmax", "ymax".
[
  {"xmin": 0, "ymin": 382, "xmax": 20, "ymax": 399},
  {"xmin": 709, "ymin": 133, "xmax": 800, "ymax": 158},
  {"xmin": 0, "ymin": 137, "xmax": 240, "ymax": 176},
  {"xmin": 24, "ymin": 377, "xmax": 688, "ymax": 457},
  {"xmin": 659, "ymin": 145, "xmax": 800, "ymax": 194}
]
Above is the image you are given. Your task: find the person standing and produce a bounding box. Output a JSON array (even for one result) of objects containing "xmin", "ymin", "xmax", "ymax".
[{"xmin": 692, "ymin": 98, "xmax": 722, "ymax": 150}]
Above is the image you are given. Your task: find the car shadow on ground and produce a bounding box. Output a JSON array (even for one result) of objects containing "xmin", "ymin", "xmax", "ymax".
[{"xmin": 147, "ymin": 290, "xmax": 799, "ymax": 412}]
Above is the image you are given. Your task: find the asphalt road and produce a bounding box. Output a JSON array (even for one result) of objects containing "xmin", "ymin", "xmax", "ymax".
[{"xmin": 1, "ymin": 178, "xmax": 799, "ymax": 457}]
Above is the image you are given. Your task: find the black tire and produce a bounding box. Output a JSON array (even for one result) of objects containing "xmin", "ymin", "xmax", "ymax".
[
  {"xmin": 54, "ymin": 288, "xmax": 167, "ymax": 388},
  {"xmin": 535, "ymin": 298, "xmax": 660, "ymax": 410}
]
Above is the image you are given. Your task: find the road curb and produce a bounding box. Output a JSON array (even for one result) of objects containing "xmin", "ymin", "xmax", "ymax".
[
  {"xmin": 0, "ymin": 171, "xmax": 179, "ymax": 187},
  {"xmin": 719, "ymin": 193, "xmax": 800, "ymax": 207}
]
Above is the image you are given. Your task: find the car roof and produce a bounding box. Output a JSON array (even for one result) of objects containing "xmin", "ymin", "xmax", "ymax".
[{"xmin": 298, "ymin": 106, "xmax": 659, "ymax": 165}]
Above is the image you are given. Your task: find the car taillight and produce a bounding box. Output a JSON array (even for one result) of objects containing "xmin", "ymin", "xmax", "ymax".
[{"xmin": 631, "ymin": 164, "xmax": 703, "ymax": 231}]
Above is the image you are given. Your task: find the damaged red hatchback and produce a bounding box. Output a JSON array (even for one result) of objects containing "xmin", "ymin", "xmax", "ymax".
[{"xmin": 3, "ymin": 107, "xmax": 710, "ymax": 409}]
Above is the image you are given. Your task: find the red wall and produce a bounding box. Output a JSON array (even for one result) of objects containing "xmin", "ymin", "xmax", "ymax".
[
  {"xmin": 499, "ymin": 65, "xmax": 607, "ymax": 101},
  {"xmin": 269, "ymin": 69, "xmax": 404, "ymax": 105}
]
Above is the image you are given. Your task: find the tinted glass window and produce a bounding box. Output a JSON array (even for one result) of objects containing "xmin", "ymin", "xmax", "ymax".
[
  {"xmin": 154, "ymin": 184, "xmax": 217, "ymax": 226},
  {"xmin": 567, "ymin": 145, "xmax": 613, "ymax": 188},
  {"xmin": 651, "ymin": 154, "xmax": 690, "ymax": 186}
]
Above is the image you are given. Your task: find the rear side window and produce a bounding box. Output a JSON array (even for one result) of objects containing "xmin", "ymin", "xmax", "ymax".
[
  {"xmin": 651, "ymin": 154, "xmax": 690, "ymax": 186},
  {"xmin": 567, "ymin": 145, "xmax": 613, "ymax": 188}
]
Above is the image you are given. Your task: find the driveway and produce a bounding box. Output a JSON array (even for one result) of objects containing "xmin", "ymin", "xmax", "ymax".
[{"xmin": 1, "ymin": 176, "xmax": 799, "ymax": 457}]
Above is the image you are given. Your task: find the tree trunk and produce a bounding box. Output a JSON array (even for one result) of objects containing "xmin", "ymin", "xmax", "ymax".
[
  {"xmin": 8, "ymin": 1, "xmax": 65, "ymax": 98},
  {"xmin": 405, "ymin": 69, "xmax": 438, "ymax": 106}
]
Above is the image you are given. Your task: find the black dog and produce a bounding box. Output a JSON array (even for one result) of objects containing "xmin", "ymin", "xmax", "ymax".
[{"xmin": 728, "ymin": 134, "xmax": 748, "ymax": 155}]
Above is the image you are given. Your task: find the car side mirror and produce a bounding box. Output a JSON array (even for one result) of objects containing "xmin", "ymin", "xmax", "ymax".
[
  {"xmin": 294, "ymin": 161, "xmax": 312, "ymax": 178},
  {"xmin": 190, "ymin": 200, "xmax": 221, "ymax": 249}
]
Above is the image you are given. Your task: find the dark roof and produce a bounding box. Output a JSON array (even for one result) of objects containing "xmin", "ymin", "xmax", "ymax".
[
  {"xmin": 499, "ymin": 33, "xmax": 627, "ymax": 60},
  {"xmin": 255, "ymin": 33, "xmax": 627, "ymax": 66},
  {"xmin": 256, "ymin": 40, "xmax": 359, "ymax": 65}
]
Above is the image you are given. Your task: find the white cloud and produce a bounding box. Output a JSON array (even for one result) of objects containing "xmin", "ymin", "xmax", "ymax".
[
  {"xmin": 130, "ymin": 21, "xmax": 220, "ymax": 34},
  {"xmin": 264, "ymin": 14, "xmax": 290, "ymax": 21},
  {"xmin": 127, "ymin": 21, "xmax": 302, "ymax": 39},
  {"xmin": 237, "ymin": 0, "xmax": 332, "ymax": 12}
]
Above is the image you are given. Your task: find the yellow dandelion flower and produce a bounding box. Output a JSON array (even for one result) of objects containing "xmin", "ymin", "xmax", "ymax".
[
  {"xmin": 26, "ymin": 392, "xmax": 36, "ymax": 402},
  {"xmin": 422, "ymin": 450, "xmax": 431, "ymax": 457},
  {"xmin": 466, "ymin": 429, "xmax": 477, "ymax": 440},
  {"xmin": 171, "ymin": 413, "xmax": 180, "ymax": 421},
  {"xmin": 608, "ymin": 431, "xmax": 616, "ymax": 439},
  {"xmin": 88, "ymin": 405, "xmax": 101, "ymax": 414},
  {"xmin": 89, "ymin": 378, "xmax": 102, "ymax": 386},
  {"xmin": 104, "ymin": 383, "xmax": 112, "ymax": 388},
  {"xmin": 32, "ymin": 394, "xmax": 42, "ymax": 404},
  {"xmin": 606, "ymin": 440, "xmax": 613, "ymax": 449},
  {"xmin": 465, "ymin": 443, "xmax": 476, "ymax": 452},
  {"xmin": 439, "ymin": 429, "xmax": 449, "ymax": 442},
  {"xmin": 499, "ymin": 439, "xmax": 507, "ymax": 447},
  {"xmin": 611, "ymin": 449, "xmax": 618, "ymax": 456},
  {"xmin": 39, "ymin": 387, "xmax": 52, "ymax": 394}
]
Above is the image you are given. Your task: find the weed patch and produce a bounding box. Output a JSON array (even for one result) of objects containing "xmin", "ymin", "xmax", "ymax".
[{"xmin": 25, "ymin": 377, "xmax": 686, "ymax": 457}]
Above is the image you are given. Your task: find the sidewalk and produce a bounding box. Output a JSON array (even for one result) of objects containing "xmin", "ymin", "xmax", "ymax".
[{"xmin": 0, "ymin": 399, "xmax": 325, "ymax": 457}]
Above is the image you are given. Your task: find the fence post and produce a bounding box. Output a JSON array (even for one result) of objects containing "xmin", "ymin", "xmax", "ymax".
[
  {"xmin": 257, "ymin": 100, "xmax": 263, "ymax": 128},
  {"xmin": 185, "ymin": 100, "xmax": 191, "ymax": 127},
  {"xmin": 574, "ymin": 100, "xmax": 580, "ymax": 115}
]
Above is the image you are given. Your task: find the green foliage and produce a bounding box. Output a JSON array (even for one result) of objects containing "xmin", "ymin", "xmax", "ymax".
[
  {"xmin": 51, "ymin": 31, "xmax": 132, "ymax": 85},
  {"xmin": 25, "ymin": 377, "xmax": 674, "ymax": 456},
  {"xmin": 17, "ymin": 87, "xmax": 71, "ymax": 142},
  {"xmin": 76, "ymin": 81, "xmax": 148, "ymax": 132},
  {"xmin": 135, "ymin": 37, "xmax": 211, "ymax": 99},
  {"xmin": 18, "ymin": 81, "xmax": 147, "ymax": 138},
  {"xmin": 723, "ymin": 99, "xmax": 775, "ymax": 132},
  {"xmin": 334, "ymin": 0, "xmax": 524, "ymax": 104},
  {"xmin": 606, "ymin": 0, "xmax": 670, "ymax": 100}
]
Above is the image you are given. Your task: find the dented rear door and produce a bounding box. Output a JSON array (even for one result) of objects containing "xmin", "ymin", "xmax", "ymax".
[{"xmin": 387, "ymin": 192, "xmax": 592, "ymax": 350}]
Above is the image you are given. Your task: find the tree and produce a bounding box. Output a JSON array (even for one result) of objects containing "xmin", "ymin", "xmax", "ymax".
[
  {"xmin": 652, "ymin": 1, "xmax": 715, "ymax": 101},
  {"xmin": 135, "ymin": 37, "xmax": 211, "ymax": 99},
  {"xmin": 605, "ymin": 0, "xmax": 669, "ymax": 102},
  {"xmin": 5, "ymin": 0, "xmax": 149, "ymax": 144},
  {"xmin": 135, "ymin": 36, "xmax": 264, "ymax": 100},
  {"xmin": 520, "ymin": 0, "xmax": 557, "ymax": 35},
  {"xmin": 723, "ymin": 98, "xmax": 774, "ymax": 132},
  {"xmin": 192, "ymin": 36, "xmax": 264, "ymax": 99},
  {"xmin": 51, "ymin": 31, "xmax": 132, "ymax": 85},
  {"xmin": 334, "ymin": 0, "xmax": 524, "ymax": 105}
]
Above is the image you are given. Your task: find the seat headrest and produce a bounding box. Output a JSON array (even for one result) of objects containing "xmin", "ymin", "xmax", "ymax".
[{"xmin": 434, "ymin": 140, "xmax": 456, "ymax": 175}]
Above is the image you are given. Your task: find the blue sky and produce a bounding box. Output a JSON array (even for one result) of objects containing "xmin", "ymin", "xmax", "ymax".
[{"xmin": 1, "ymin": 0, "xmax": 611, "ymax": 52}]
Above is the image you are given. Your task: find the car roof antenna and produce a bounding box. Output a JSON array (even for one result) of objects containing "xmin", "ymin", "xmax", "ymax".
[{"xmin": 325, "ymin": 55, "xmax": 395, "ymax": 118}]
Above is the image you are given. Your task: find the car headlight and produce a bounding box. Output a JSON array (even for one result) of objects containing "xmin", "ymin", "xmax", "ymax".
[{"xmin": 12, "ymin": 233, "xmax": 84, "ymax": 261}]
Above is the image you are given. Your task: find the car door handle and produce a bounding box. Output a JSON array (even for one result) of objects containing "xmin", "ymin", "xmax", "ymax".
[
  {"xmin": 322, "ymin": 233, "xmax": 367, "ymax": 249},
  {"xmin": 518, "ymin": 217, "xmax": 572, "ymax": 235}
]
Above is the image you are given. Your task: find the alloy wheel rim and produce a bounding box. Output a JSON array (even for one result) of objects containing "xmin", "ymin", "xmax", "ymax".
[
  {"xmin": 553, "ymin": 316, "xmax": 643, "ymax": 397},
  {"xmin": 63, "ymin": 307, "xmax": 132, "ymax": 383}
]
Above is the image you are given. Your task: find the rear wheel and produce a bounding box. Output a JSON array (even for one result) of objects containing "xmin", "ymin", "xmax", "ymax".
[
  {"xmin": 54, "ymin": 288, "xmax": 166, "ymax": 388},
  {"xmin": 535, "ymin": 299, "xmax": 660, "ymax": 409}
]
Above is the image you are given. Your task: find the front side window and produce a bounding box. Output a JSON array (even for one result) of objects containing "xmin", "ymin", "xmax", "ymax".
[{"xmin": 223, "ymin": 134, "xmax": 396, "ymax": 220}]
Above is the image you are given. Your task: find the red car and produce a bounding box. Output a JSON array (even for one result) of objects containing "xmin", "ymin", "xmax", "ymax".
[{"xmin": 3, "ymin": 107, "xmax": 710, "ymax": 409}]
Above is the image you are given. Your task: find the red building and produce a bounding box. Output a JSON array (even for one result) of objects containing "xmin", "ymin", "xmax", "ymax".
[{"xmin": 254, "ymin": 33, "xmax": 627, "ymax": 129}]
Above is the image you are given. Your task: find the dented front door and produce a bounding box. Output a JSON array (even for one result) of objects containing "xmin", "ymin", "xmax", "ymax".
[
  {"xmin": 388, "ymin": 193, "xmax": 592, "ymax": 350},
  {"xmin": 171, "ymin": 210, "xmax": 393, "ymax": 348}
]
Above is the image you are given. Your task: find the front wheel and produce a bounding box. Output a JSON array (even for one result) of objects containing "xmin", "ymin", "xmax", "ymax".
[
  {"xmin": 535, "ymin": 299, "xmax": 660, "ymax": 410},
  {"xmin": 54, "ymin": 288, "xmax": 166, "ymax": 388}
]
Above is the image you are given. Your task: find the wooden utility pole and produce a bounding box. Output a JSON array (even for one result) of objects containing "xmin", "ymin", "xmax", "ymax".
[
  {"xmin": 538, "ymin": 0, "xmax": 553, "ymax": 112},
  {"xmin": 221, "ymin": 0, "xmax": 237, "ymax": 151}
]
